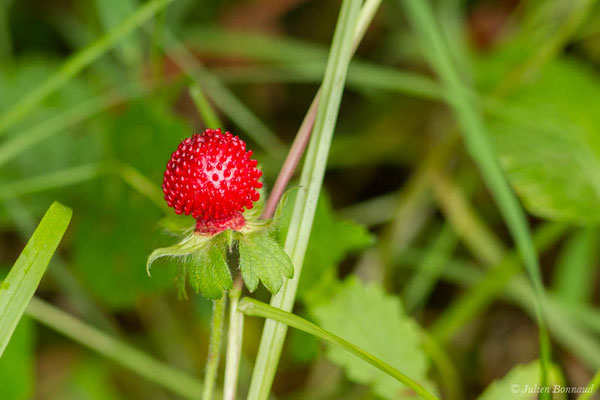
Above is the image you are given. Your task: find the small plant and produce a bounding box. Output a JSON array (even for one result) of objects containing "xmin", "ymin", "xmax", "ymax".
[{"xmin": 147, "ymin": 129, "xmax": 293, "ymax": 300}]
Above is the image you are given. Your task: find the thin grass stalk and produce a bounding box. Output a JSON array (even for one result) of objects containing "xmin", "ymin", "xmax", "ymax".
[
  {"xmin": 26, "ymin": 297, "xmax": 204, "ymax": 399},
  {"xmin": 240, "ymin": 298, "xmax": 439, "ymax": 400},
  {"xmin": 247, "ymin": 1, "xmax": 364, "ymax": 398},
  {"xmin": 398, "ymin": 1, "xmax": 554, "ymax": 395},
  {"xmin": 0, "ymin": 0, "xmax": 174, "ymax": 135}
]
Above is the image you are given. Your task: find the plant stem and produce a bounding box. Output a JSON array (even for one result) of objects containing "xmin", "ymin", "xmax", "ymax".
[
  {"xmin": 260, "ymin": 95, "xmax": 319, "ymax": 219},
  {"xmin": 239, "ymin": 297, "xmax": 439, "ymax": 400},
  {"xmin": 203, "ymin": 296, "xmax": 227, "ymax": 400},
  {"xmin": 247, "ymin": 2, "xmax": 379, "ymax": 398},
  {"xmin": 223, "ymin": 278, "xmax": 244, "ymax": 400},
  {"xmin": 260, "ymin": 0, "xmax": 382, "ymax": 220},
  {"xmin": 161, "ymin": 30, "xmax": 286, "ymax": 159},
  {"xmin": 420, "ymin": 330, "xmax": 462, "ymax": 400},
  {"xmin": 247, "ymin": 1, "xmax": 363, "ymax": 397},
  {"xmin": 26, "ymin": 297, "xmax": 204, "ymax": 399}
]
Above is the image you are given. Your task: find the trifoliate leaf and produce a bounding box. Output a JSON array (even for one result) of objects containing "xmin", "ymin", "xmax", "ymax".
[
  {"xmin": 238, "ymin": 231, "xmax": 294, "ymax": 294},
  {"xmin": 310, "ymin": 278, "xmax": 435, "ymax": 400},
  {"xmin": 477, "ymin": 360, "xmax": 564, "ymax": 400},
  {"xmin": 187, "ymin": 242, "xmax": 233, "ymax": 300}
]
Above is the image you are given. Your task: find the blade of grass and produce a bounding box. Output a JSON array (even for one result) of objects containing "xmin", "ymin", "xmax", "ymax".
[
  {"xmin": 419, "ymin": 330, "xmax": 462, "ymax": 400},
  {"xmin": 0, "ymin": 86, "xmax": 144, "ymax": 169},
  {"xmin": 0, "ymin": 0, "xmax": 174, "ymax": 136},
  {"xmin": 399, "ymin": 1, "xmax": 553, "ymax": 395},
  {"xmin": 161, "ymin": 31, "xmax": 285, "ymax": 158},
  {"xmin": 247, "ymin": 1, "xmax": 363, "ymax": 398},
  {"xmin": 0, "ymin": 162, "xmax": 167, "ymax": 215},
  {"xmin": 0, "ymin": 202, "xmax": 72, "ymax": 356},
  {"xmin": 430, "ymin": 222, "xmax": 566, "ymax": 343},
  {"xmin": 2, "ymin": 197, "xmax": 120, "ymax": 335},
  {"xmin": 398, "ymin": 245, "xmax": 600, "ymax": 370},
  {"xmin": 0, "ymin": 163, "xmax": 107, "ymax": 200},
  {"xmin": 190, "ymin": 84, "xmax": 222, "ymax": 129},
  {"xmin": 403, "ymin": 224, "xmax": 457, "ymax": 313},
  {"xmin": 116, "ymin": 162, "xmax": 169, "ymax": 213},
  {"xmin": 239, "ymin": 297, "xmax": 439, "ymax": 400},
  {"xmin": 424, "ymin": 170, "xmax": 600, "ymax": 369},
  {"xmin": 26, "ymin": 297, "xmax": 204, "ymax": 399},
  {"xmin": 429, "ymin": 170, "xmax": 504, "ymax": 265}
]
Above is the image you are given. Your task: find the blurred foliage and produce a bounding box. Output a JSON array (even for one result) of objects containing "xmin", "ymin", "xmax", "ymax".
[{"xmin": 1, "ymin": 0, "xmax": 600, "ymax": 399}]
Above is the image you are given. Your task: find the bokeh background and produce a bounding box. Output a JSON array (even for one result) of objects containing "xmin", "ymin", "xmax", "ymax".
[{"xmin": 1, "ymin": 0, "xmax": 600, "ymax": 399}]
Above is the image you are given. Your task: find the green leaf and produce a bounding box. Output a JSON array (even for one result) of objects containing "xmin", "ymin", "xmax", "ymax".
[
  {"xmin": 239, "ymin": 231, "xmax": 294, "ymax": 294},
  {"xmin": 477, "ymin": 360, "xmax": 564, "ymax": 400},
  {"xmin": 188, "ymin": 242, "xmax": 232, "ymax": 300},
  {"xmin": 310, "ymin": 278, "xmax": 435, "ymax": 399},
  {"xmin": 0, "ymin": 201, "xmax": 72, "ymax": 356},
  {"xmin": 0, "ymin": 317, "xmax": 34, "ymax": 400},
  {"xmin": 488, "ymin": 58, "xmax": 600, "ymax": 224}
]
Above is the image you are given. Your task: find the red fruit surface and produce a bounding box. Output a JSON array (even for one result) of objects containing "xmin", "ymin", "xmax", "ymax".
[{"xmin": 162, "ymin": 129, "xmax": 262, "ymax": 232}]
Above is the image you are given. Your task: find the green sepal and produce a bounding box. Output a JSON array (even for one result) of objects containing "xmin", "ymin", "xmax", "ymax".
[
  {"xmin": 146, "ymin": 233, "xmax": 211, "ymax": 276},
  {"xmin": 187, "ymin": 241, "xmax": 232, "ymax": 300},
  {"xmin": 147, "ymin": 231, "xmax": 232, "ymax": 299},
  {"xmin": 238, "ymin": 230, "xmax": 294, "ymax": 294}
]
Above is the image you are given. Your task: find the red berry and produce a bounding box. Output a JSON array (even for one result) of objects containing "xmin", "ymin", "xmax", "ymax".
[{"xmin": 162, "ymin": 129, "xmax": 263, "ymax": 233}]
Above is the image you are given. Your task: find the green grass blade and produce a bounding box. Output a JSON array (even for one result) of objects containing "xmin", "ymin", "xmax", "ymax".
[
  {"xmin": 26, "ymin": 297, "xmax": 204, "ymax": 399},
  {"xmin": 0, "ymin": 0, "xmax": 174, "ymax": 135},
  {"xmin": 239, "ymin": 298, "xmax": 439, "ymax": 400},
  {"xmin": 0, "ymin": 87, "xmax": 143, "ymax": 169},
  {"xmin": 247, "ymin": 0, "xmax": 363, "ymax": 398},
  {"xmin": 403, "ymin": 224, "xmax": 457, "ymax": 313},
  {"xmin": 430, "ymin": 222, "xmax": 566, "ymax": 343},
  {"xmin": 0, "ymin": 202, "xmax": 72, "ymax": 356},
  {"xmin": 162, "ymin": 31, "xmax": 286, "ymax": 158},
  {"xmin": 190, "ymin": 84, "xmax": 222, "ymax": 129},
  {"xmin": 399, "ymin": 0, "xmax": 553, "ymax": 396},
  {"xmin": 0, "ymin": 163, "xmax": 106, "ymax": 200}
]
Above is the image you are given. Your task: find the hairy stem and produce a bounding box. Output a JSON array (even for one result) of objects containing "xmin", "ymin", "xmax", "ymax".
[
  {"xmin": 223, "ymin": 278, "xmax": 244, "ymax": 400},
  {"xmin": 203, "ymin": 296, "xmax": 227, "ymax": 400}
]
